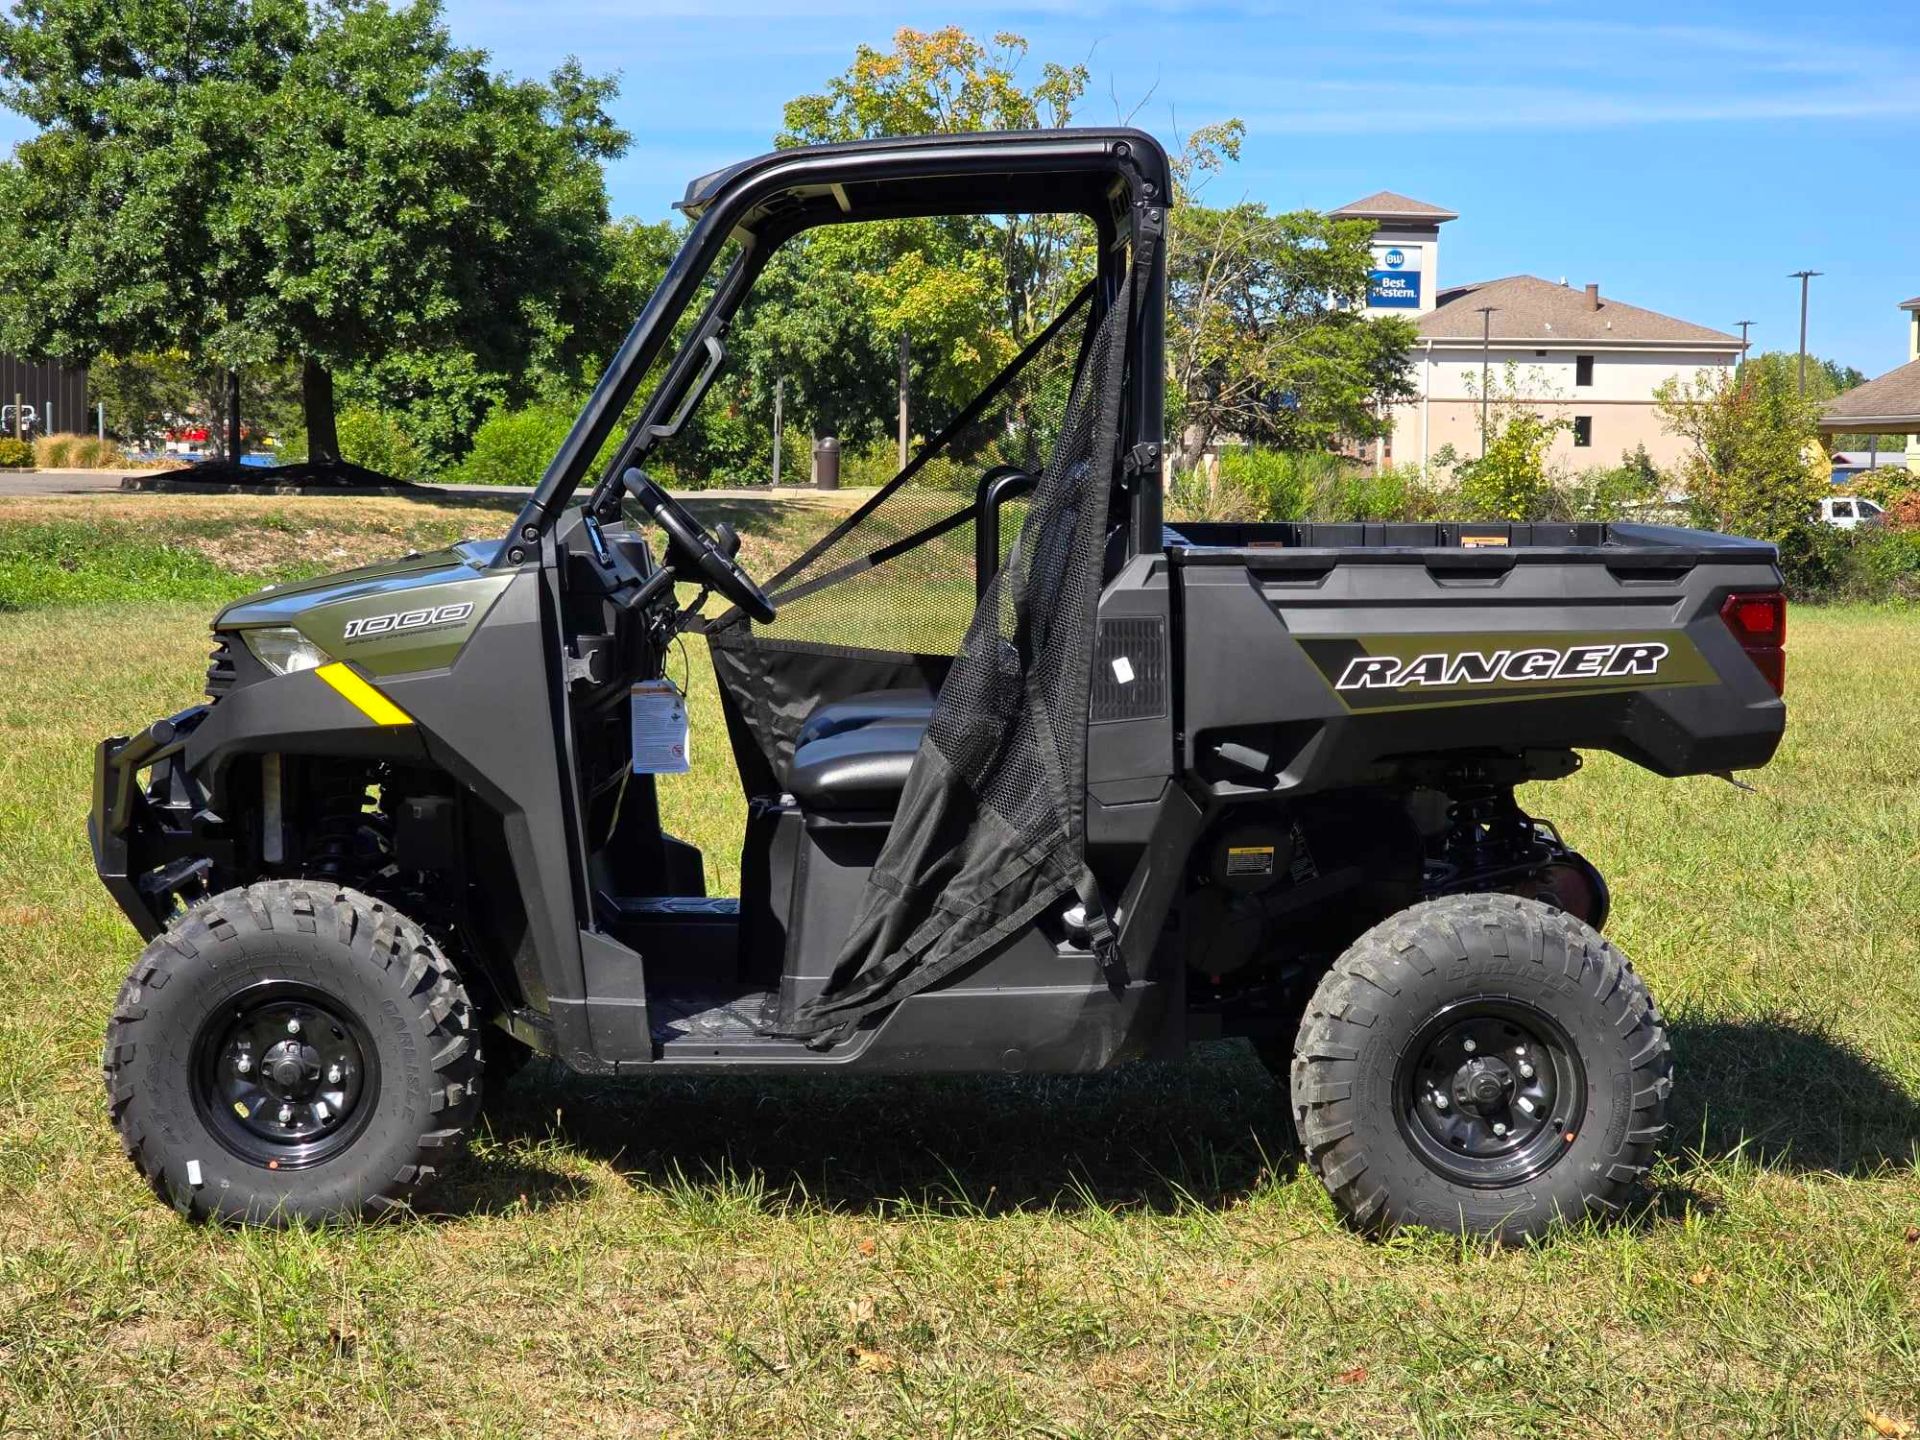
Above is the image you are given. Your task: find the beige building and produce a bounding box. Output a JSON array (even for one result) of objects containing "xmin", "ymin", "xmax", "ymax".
[
  {"xmin": 1817, "ymin": 295, "xmax": 1920, "ymax": 465},
  {"xmin": 1330, "ymin": 192, "xmax": 1744, "ymax": 473}
]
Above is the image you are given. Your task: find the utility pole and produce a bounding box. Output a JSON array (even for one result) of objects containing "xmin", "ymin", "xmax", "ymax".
[
  {"xmin": 770, "ymin": 377, "xmax": 784, "ymax": 487},
  {"xmin": 1789, "ymin": 270, "xmax": 1821, "ymax": 395},
  {"xmin": 897, "ymin": 332, "xmax": 910, "ymax": 470},
  {"xmin": 1736, "ymin": 320, "xmax": 1754, "ymax": 375},
  {"xmin": 1474, "ymin": 306, "xmax": 1498, "ymax": 456}
]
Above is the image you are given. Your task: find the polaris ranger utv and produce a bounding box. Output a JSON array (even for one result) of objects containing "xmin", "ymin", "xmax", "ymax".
[{"xmin": 92, "ymin": 129, "xmax": 1788, "ymax": 1239}]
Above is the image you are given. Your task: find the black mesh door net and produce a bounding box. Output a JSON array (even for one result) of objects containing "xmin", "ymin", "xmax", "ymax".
[{"xmin": 707, "ymin": 227, "xmax": 1153, "ymax": 1044}]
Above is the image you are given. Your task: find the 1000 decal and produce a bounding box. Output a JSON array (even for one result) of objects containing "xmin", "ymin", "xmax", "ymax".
[{"xmin": 341, "ymin": 601, "xmax": 474, "ymax": 642}]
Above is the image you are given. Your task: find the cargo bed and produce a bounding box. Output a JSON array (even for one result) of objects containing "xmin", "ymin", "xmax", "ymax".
[{"xmin": 1149, "ymin": 520, "xmax": 1787, "ymax": 790}]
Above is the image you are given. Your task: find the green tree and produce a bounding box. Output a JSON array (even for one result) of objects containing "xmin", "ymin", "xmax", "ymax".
[
  {"xmin": 1657, "ymin": 363, "xmax": 1830, "ymax": 580},
  {"xmin": 0, "ymin": 0, "xmax": 626, "ymax": 467},
  {"xmin": 1450, "ymin": 361, "xmax": 1572, "ymax": 520},
  {"xmin": 779, "ymin": 26, "xmax": 1090, "ymax": 342},
  {"xmin": 1166, "ymin": 200, "xmax": 1416, "ymax": 471}
]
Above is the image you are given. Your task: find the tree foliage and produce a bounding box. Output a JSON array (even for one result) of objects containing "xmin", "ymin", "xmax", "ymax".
[
  {"xmin": 1450, "ymin": 362, "xmax": 1572, "ymax": 520},
  {"xmin": 0, "ymin": 0, "xmax": 627, "ymax": 464},
  {"xmin": 1167, "ymin": 200, "xmax": 1415, "ymax": 470},
  {"xmin": 1657, "ymin": 363, "xmax": 1831, "ymax": 582}
]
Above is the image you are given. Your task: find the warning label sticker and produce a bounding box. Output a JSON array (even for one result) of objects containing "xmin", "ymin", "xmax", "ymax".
[{"xmin": 1225, "ymin": 845, "xmax": 1276, "ymax": 877}]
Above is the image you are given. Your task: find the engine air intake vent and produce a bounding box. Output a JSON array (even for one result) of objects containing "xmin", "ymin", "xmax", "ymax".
[
  {"xmin": 1091, "ymin": 617, "xmax": 1168, "ymax": 723},
  {"xmin": 204, "ymin": 636, "xmax": 237, "ymax": 700}
]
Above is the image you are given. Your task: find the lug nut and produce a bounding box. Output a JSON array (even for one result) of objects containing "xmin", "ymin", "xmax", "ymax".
[
  {"xmin": 286, "ymin": 1018, "xmax": 301, "ymax": 1035},
  {"xmin": 1518, "ymin": 1061, "xmax": 1536, "ymax": 1080},
  {"xmin": 1433, "ymin": 1093, "xmax": 1450, "ymax": 1111},
  {"xmin": 1462, "ymin": 1037, "xmax": 1477, "ymax": 1053},
  {"xmin": 277, "ymin": 1104, "xmax": 294, "ymax": 1124},
  {"xmin": 315, "ymin": 1102, "xmax": 332, "ymax": 1124},
  {"xmin": 235, "ymin": 1055, "xmax": 252, "ymax": 1074},
  {"xmin": 1493, "ymin": 1121, "xmax": 1508, "ymax": 1137},
  {"xmin": 326, "ymin": 1064, "xmax": 343, "ymax": 1085},
  {"xmin": 1516, "ymin": 1096, "xmax": 1537, "ymax": 1116}
]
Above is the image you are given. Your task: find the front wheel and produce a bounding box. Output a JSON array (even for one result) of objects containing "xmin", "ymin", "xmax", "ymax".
[
  {"xmin": 102, "ymin": 881, "xmax": 482, "ymax": 1224},
  {"xmin": 1291, "ymin": 894, "xmax": 1671, "ymax": 1242}
]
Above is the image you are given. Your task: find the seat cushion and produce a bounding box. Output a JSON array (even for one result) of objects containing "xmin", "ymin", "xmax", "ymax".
[
  {"xmin": 789, "ymin": 690, "xmax": 935, "ymax": 812},
  {"xmin": 795, "ymin": 689, "xmax": 936, "ymax": 747},
  {"xmin": 789, "ymin": 718, "xmax": 925, "ymax": 812}
]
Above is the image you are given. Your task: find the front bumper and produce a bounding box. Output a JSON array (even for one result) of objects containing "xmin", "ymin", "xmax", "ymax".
[{"xmin": 90, "ymin": 705, "xmax": 226, "ymax": 938}]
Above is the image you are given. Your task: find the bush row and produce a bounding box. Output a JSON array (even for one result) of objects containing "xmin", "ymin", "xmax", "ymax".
[
  {"xmin": 1169, "ymin": 447, "xmax": 1920, "ymax": 604},
  {"xmin": 32, "ymin": 432, "xmax": 130, "ymax": 468}
]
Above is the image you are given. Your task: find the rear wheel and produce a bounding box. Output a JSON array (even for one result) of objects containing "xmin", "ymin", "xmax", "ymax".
[
  {"xmin": 1291, "ymin": 894, "xmax": 1670, "ymax": 1241},
  {"xmin": 102, "ymin": 881, "xmax": 481, "ymax": 1224}
]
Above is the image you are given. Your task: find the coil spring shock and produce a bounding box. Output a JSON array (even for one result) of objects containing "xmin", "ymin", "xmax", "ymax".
[
  {"xmin": 1442, "ymin": 779, "xmax": 1538, "ymax": 874},
  {"xmin": 306, "ymin": 763, "xmax": 384, "ymax": 882}
]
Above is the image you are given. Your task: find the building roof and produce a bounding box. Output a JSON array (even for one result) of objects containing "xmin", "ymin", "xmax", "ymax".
[
  {"xmin": 1819, "ymin": 357, "xmax": 1920, "ymax": 430},
  {"xmin": 1328, "ymin": 190, "xmax": 1458, "ymax": 222},
  {"xmin": 1415, "ymin": 275, "xmax": 1742, "ymax": 347},
  {"xmin": 1901, "ymin": 295, "xmax": 1920, "ymax": 311}
]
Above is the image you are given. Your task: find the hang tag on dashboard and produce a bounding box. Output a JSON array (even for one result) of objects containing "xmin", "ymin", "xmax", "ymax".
[{"xmin": 630, "ymin": 679, "xmax": 690, "ymax": 774}]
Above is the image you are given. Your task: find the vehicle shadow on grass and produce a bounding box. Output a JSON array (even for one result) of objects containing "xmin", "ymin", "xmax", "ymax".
[
  {"xmin": 1665, "ymin": 1014, "xmax": 1920, "ymax": 1176},
  {"xmin": 472, "ymin": 1040, "xmax": 1295, "ymax": 1219},
  {"xmin": 448, "ymin": 1017, "xmax": 1919, "ymax": 1223}
]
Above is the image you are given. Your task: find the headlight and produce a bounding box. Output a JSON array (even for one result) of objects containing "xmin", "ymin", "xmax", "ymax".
[{"xmin": 243, "ymin": 626, "xmax": 332, "ymax": 676}]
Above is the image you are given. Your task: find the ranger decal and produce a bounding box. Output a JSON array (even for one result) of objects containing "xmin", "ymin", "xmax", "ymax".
[
  {"xmin": 1297, "ymin": 630, "xmax": 1716, "ymax": 712},
  {"xmin": 1335, "ymin": 642, "xmax": 1669, "ymax": 691}
]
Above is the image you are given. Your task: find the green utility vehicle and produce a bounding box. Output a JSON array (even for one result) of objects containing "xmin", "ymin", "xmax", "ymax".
[{"xmin": 92, "ymin": 130, "xmax": 1787, "ymax": 1238}]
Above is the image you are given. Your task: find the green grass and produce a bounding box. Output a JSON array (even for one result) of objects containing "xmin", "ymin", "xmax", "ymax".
[{"xmin": 0, "ymin": 496, "xmax": 1917, "ymax": 1436}]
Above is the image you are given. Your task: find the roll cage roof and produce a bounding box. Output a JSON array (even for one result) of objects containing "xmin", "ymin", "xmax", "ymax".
[{"xmin": 505, "ymin": 127, "xmax": 1171, "ymax": 553}]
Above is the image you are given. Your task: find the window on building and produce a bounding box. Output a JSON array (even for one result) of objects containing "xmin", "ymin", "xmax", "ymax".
[
  {"xmin": 1572, "ymin": 416, "xmax": 1593, "ymax": 447},
  {"xmin": 1575, "ymin": 354, "xmax": 1595, "ymax": 387}
]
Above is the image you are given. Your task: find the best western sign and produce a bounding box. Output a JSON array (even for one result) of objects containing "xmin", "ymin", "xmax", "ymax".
[{"xmin": 1368, "ymin": 245, "xmax": 1421, "ymax": 309}]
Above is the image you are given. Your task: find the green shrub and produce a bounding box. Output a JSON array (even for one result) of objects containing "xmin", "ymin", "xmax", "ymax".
[
  {"xmin": 1166, "ymin": 466, "xmax": 1262, "ymax": 523},
  {"xmin": 1554, "ymin": 446, "xmax": 1668, "ymax": 521},
  {"xmin": 1833, "ymin": 525, "xmax": 1920, "ymax": 603},
  {"xmin": 837, "ymin": 438, "xmax": 905, "ymax": 489},
  {"xmin": 446, "ymin": 402, "xmax": 577, "ymax": 487},
  {"xmin": 0, "ymin": 437, "xmax": 32, "ymax": 469},
  {"xmin": 1216, "ymin": 448, "xmax": 1328, "ymax": 520},
  {"xmin": 336, "ymin": 408, "xmax": 427, "ymax": 484}
]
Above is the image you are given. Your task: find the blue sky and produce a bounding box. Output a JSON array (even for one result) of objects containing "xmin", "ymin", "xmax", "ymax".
[{"xmin": 7, "ymin": 0, "xmax": 1917, "ymax": 373}]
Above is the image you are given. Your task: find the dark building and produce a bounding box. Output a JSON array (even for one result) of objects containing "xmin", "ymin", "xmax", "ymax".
[{"xmin": 0, "ymin": 353, "xmax": 90, "ymax": 438}]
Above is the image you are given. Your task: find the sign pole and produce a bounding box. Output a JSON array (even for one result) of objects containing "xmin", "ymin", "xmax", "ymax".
[{"xmin": 771, "ymin": 377, "xmax": 784, "ymax": 487}]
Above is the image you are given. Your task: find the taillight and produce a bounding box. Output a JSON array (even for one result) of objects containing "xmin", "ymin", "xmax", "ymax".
[{"xmin": 1720, "ymin": 591, "xmax": 1786, "ymax": 696}]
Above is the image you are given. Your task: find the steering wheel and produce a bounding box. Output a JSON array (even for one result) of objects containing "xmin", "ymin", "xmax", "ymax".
[{"xmin": 621, "ymin": 469, "xmax": 777, "ymax": 624}]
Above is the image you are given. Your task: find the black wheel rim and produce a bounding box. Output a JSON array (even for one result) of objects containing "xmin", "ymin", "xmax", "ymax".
[
  {"xmin": 191, "ymin": 981, "xmax": 379, "ymax": 1170},
  {"xmin": 1395, "ymin": 997, "xmax": 1586, "ymax": 1189}
]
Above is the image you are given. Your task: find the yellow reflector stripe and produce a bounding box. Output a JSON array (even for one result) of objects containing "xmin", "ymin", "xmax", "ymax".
[{"xmin": 314, "ymin": 663, "xmax": 414, "ymax": 727}]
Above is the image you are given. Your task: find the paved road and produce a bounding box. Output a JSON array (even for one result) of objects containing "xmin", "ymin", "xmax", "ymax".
[{"xmin": 1, "ymin": 470, "xmax": 865, "ymax": 505}]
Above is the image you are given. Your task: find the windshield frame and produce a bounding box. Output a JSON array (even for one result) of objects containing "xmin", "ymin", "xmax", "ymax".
[{"xmin": 498, "ymin": 128, "xmax": 1170, "ymax": 559}]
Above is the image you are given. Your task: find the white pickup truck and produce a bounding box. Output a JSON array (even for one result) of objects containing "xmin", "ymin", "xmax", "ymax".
[{"xmin": 1821, "ymin": 495, "xmax": 1886, "ymax": 529}]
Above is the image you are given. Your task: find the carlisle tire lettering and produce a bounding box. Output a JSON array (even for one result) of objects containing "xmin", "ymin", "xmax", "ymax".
[{"xmin": 1335, "ymin": 642, "xmax": 1669, "ymax": 692}]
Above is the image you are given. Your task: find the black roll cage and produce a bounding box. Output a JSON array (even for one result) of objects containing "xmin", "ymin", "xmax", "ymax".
[{"xmin": 502, "ymin": 127, "xmax": 1171, "ymax": 563}]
